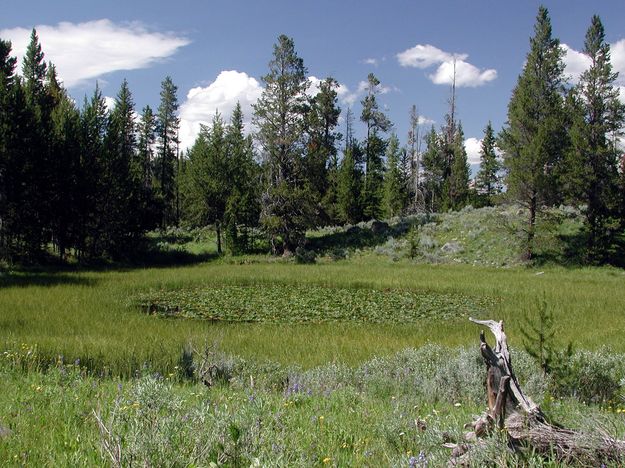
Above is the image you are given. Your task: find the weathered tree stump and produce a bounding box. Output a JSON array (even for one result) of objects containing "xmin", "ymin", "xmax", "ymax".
[{"xmin": 448, "ymin": 318, "xmax": 625, "ymax": 466}]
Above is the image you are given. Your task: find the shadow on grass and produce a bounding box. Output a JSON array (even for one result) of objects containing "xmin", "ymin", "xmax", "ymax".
[
  {"xmin": 124, "ymin": 249, "xmax": 221, "ymax": 269},
  {"xmin": 532, "ymin": 230, "xmax": 625, "ymax": 268},
  {"xmin": 306, "ymin": 217, "xmax": 428, "ymax": 255},
  {"xmin": 0, "ymin": 246, "xmax": 221, "ymax": 280},
  {"xmin": 0, "ymin": 271, "xmax": 97, "ymax": 288}
]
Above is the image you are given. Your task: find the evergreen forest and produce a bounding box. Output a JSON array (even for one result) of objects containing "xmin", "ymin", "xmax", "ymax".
[{"xmin": 0, "ymin": 7, "xmax": 624, "ymax": 266}]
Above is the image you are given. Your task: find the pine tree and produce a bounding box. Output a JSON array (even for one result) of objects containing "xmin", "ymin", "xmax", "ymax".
[
  {"xmin": 447, "ymin": 124, "xmax": 470, "ymax": 210},
  {"xmin": 337, "ymin": 141, "xmax": 364, "ymax": 224},
  {"xmin": 619, "ymin": 154, "xmax": 625, "ymax": 228},
  {"xmin": 440, "ymin": 59, "xmax": 460, "ymax": 210},
  {"xmin": 305, "ymin": 77, "xmax": 341, "ymax": 225},
  {"xmin": 21, "ymin": 29, "xmax": 47, "ymax": 107},
  {"xmin": 383, "ymin": 133, "xmax": 407, "ymax": 217},
  {"xmin": 499, "ymin": 6, "xmax": 567, "ymax": 259},
  {"xmin": 253, "ymin": 35, "xmax": 312, "ymax": 254},
  {"xmin": 224, "ymin": 103, "xmax": 260, "ymax": 253},
  {"xmin": 475, "ymin": 121, "xmax": 501, "ymax": 205},
  {"xmin": 566, "ymin": 16, "xmax": 625, "ymax": 263},
  {"xmin": 0, "ymin": 39, "xmax": 20, "ymax": 259},
  {"xmin": 361, "ymin": 73, "xmax": 391, "ymax": 220},
  {"xmin": 155, "ymin": 76, "xmax": 180, "ymax": 229},
  {"xmin": 46, "ymin": 65, "xmax": 81, "ymax": 259},
  {"xmin": 336, "ymin": 112, "xmax": 363, "ymax": 224},
  {"xmin": 421, "ymin": 126, "xmax": 445, "ymax": 212},
  {"xmin": 407, "ymin": 105, "xmax": 424, "ymax": 212},
  {"xmin": 131, "ymin": 104, "xmax": 159, "ymax": 233},
  {"xmin": 101, "ymin": 79, "xmax": 150, "ymax": 257},
  {"xmin": 78, "ymin": 85, "xmax": 108, "ymax": 258},
  {"xmin": 185, "ymin": 114, "xmax": 230, "ymax": 254},
  {"xmin": 20, "ymin": 29, "xmax": 54, "ymax": 256},
  {"xmin": 137, "ymin": 105, "xmax": 156, "ymax": 189}
]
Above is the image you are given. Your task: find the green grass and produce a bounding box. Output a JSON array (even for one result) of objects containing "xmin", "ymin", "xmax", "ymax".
[
  {"xmin": 2, "ymin": 214, "xmax": 625, "ymax": 466},
  {"xmin": 2, "ymin": 257, "xmax": 625, "ymax": 376},
  {"xmin": 2, "ymin": 345, "xmax": 625, "ymax": 466}
]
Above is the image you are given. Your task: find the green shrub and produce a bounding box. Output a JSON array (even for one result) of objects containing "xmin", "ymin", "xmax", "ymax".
[{"xmin": 294, "ymin": 247, "xmax": 316, "ymax": 264}]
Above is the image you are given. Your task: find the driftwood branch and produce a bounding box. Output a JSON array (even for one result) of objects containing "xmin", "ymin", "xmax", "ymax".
[{"xmin": 448, "ymin": 317, "xmax": 625, "ymax": 466}]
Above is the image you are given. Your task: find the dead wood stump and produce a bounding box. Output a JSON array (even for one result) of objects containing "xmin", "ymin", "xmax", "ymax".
[{"xmin": 448, "ymin": 318, "xmax": 625, "ymax": 466}]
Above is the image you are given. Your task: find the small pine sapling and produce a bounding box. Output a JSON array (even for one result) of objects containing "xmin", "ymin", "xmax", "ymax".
[{"xmin": 520, "ymin": 296, "xmax": 573, "ymax": 381}]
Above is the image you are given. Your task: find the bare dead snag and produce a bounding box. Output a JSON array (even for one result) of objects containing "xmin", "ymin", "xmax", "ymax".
[{"xmin": 448, "ymin": 317, "xmax": 625, "ymax": 466}]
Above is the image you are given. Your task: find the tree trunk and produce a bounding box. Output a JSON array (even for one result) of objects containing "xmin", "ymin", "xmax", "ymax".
[
  {"xmin": 215, "ymin": 222, "xmax": 222, "ymax": 255},
  {"xmin": 527, "ymin": 194, "xmax": 537, "ymax": 260},
  {"xmin": 449, "ymin": 318, "xmax": 625, "ymax": 466}
]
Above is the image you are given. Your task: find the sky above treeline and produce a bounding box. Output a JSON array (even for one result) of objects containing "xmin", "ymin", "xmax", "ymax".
[{"xmin": 2, "ymin": 1, "xmax": 625, "ymax": 168}]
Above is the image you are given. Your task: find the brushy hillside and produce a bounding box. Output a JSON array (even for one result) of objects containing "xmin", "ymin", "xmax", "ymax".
[{"xmin": 307, "ymin": 204, "xmax": 586, "ymax": 267}]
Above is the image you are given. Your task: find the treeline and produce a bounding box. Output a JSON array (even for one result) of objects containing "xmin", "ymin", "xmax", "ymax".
[
  {"xmin": 1, "ymin": 6, "xmax": 624, "ymax": 264},
  {"xmin": 192, "ymin": 37, "xmax": 475, "ymax": 255},
  {"xmin": 0, "ymin": 29, "xmax": 186, "ymax": 262}
]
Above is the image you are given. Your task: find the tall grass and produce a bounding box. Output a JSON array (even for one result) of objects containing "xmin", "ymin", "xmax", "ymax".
[{"xmin": 2, "ymin": 259, "xmax": 625, "ymax": 376}]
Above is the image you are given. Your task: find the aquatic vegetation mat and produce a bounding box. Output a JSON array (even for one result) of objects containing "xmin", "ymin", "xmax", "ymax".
[{"xmin": 136, "ymin": 284, "xmax": 495, "ymax": 324}]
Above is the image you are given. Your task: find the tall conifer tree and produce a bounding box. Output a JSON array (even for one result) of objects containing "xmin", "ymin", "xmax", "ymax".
[
  {"xmin": 102, "ymin": 79, "xmax": 148, "ymax": 257},
  {"xmin": 253, "ymin": 35, "xmax": 312, "ymax": 254},
  {"xmin": 337, "ymin": 141, "xmax": 364, "ymax": 224},
  {"xmin": 20, "ymin": 29, "xmax": 53, "ymax": 255},
  {"xmin": 383, "ymin": 133, "xmax": 407, "ymax": 217},
  {"xmin": 447, "ymin": 124, "xmax": 470, "ymax": 210},
  {"xmin": 566, "ymin": 16, "xmax": 625, "ymax": 262},
  {"xmin": 138, "ymin": 105, "xmax": 156, "ymax": 190},
  {"xmin": 305, "ymin": 77, "xmax": 341, "ymax": 225},
  {"xmin": 361, "ymin": 73, "xmax": 391, "ymax": 219},
  {"xmin": 156, "ymin": 76, "xmax": 180, "ymax": 228},
  {"xmin": 0, "ymin": 39, "xmax": 22, "ymax": 259},
  {"xmin": 476, "ymin": 121, "xmax": 501, "ymax": 205},
  {"xmin": 78, "ymin": 85, "xmax": 108, "ymax": 258},
  {"xmin": 224, "ymin": 103, "xmax": 260, "ymax": 253},
  {"xmin": 499, "ymin": 6, "xmax": 567, "ymax": 259},
  {"xmin": 421, "ymin": 126, "xmax": 445, "ymax": 212},
  {"xmin": 47, "ymin": 66, "xmax": 81, "ymax": 259}
]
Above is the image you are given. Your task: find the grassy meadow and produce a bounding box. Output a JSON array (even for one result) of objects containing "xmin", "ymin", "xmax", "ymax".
[
  {"xmin": 2, "ymin": 206, "xmax": 625, "ymax": 466},
  {"xmin": 2, "ymin": 258, "xmax": 625, "ymax": 375}
]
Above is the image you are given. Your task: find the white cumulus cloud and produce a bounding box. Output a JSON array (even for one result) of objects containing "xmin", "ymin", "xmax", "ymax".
[
  {"xmin": 178, "ymin": 70, "xmax": 263, "ymax": 150},
  {"xmin": 307, "ymin": 75, "xmax": 331, "ymax": 96},
  {"xmin": 336, "ymin": 82, "xmax": 354, "ymax": 104},
  {"xmin": 429, "ymin": 60, "xmax": 497, "ymax": 88},
  {"xmin": 612, "ymin": 39, "xmax": 625, "ymax": 82},
  {"xmin": 464, "ymin": 137, "xmax": 483, "ymax": 165},
  {"xmin": 561, "ymin": 44, "xmax": 592, "ymax": 84},
  {"xmin": 563, "ymin": 39, "xmax": 625, "ymax": 104},
  {"xmin": 397, "ymin": 44, "xmax": 461, "ymax": 68},
  {"xmin": 362, "ymin": 57, "xmax": 378, "ymax": 66},
  {"xmin": 564, "ymin": 39, "xmax": 625, "ymax": 85},
  {"xmin": 397, "ymin": 43, "xmax": 496, "ymax": 87},
  {"xmin": 1, "ymin": 19, "xmax": 190, "ymax": 88},
  {"xmin": 417, "ymin": 115, "xmax": 435, "ymax": 125}
]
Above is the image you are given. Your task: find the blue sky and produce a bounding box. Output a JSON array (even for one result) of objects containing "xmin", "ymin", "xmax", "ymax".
[{"xmin": 2, "ymin": 1, "xmax": 625, "ymax": 167}]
